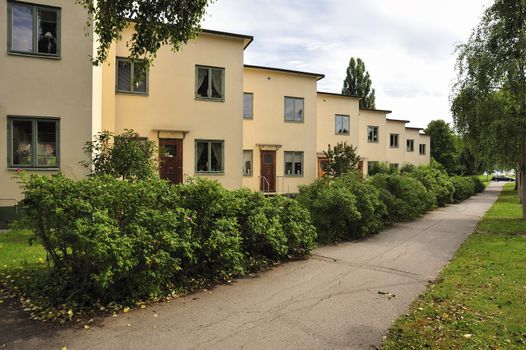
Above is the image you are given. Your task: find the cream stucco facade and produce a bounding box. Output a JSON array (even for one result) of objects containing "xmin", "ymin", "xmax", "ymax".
[{"xmin": 1, "ymin": 3, "xmax": 431, "ymax": 222}]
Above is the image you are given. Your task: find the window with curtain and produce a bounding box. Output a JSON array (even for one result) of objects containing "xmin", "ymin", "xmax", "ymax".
[
  {"xmin": 8, "ymin": 117, "xmax": 59, "ymax": 168},
  {"xmin": 284, "ymin": 97, "xmax": 304, "ymax": 122},
  {"xmin": 407, "ymin": 139, "xmax": 415, "ymax": 152},
  {"xmin": 368, "ymin": 126, "xmax": 379, "ymax": 143},
  {"xmin": 284, "ymin": 151, "xmax": 303, "ymax": 176},
  {"xmin": 335, "ymin": 115, "xmax": 350, "ymax": 134},
  {"xmin": 116, "ymin": 58, "xmax": 148, "ymax": 94},
  {"xmin": 243, "ymin": 93, "xmax": 253, "ymax": 119},
  {"xmin": 195, "ymin": 140, "xmax": 224, "ymax": 173},
  {"xmin": 419, "ymin": 144, "xmax": 426, "ymax": 155},
  {"xmin": 196, "ymin": 66, "xmax": 224, "ymax": 100},
  {"xmin": 390, "ymin": 133, "xmax": 399, "ymax": 148},
  {"xmin": 8, "ymin": 2, "xmax": 60, "ymax": 56},
  {"xmin": 243, "ymin": 150, "xmax": 253, "ymax": 176}
]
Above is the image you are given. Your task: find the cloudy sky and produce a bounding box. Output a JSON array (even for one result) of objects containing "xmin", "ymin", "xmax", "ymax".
[{"xmin": 202, "ymin": 0, "xmax": 491, "ymax": 128}]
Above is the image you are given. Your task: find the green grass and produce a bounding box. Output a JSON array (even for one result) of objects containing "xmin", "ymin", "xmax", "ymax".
[
  {"xmin": 0, "ymin": 230, "xmax": 45, "ymax": 272},
  {"xmin": 383, "ymin": 184, "xmax": 526, "ymax": 349}
]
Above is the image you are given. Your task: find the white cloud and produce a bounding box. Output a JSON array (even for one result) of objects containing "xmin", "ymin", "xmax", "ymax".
[{"xmin": 203, "ymin": 0, "xmax": 491, "ymax": 128}]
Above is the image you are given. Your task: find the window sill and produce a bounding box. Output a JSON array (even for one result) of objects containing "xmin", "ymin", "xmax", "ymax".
[
  {"xmin": 195, "ymin": 172, "xmax": 224, "ymax": 176},
  {"xmin": 284, "ymin": 175, "xmax": 304, "ymax": 177},
  {"xmin": 335, "ymin": 133, "xmax": 350, "ymax": 136},
  {"xmin": 8, "ymin": 167, "xmax": 60, "ymax": 172},
  {"xmin": 8, "ymin": 51, "xmax": 61, "ymax": 60},
  {"xmin": 390, "ymin": 146, "xmax": 399, "ymax": 148},
  {"xmin": 284, "ymin": 120, "xmax": 304, "ymax": 124},
  {"xmin": 368, "ymin": 141, "xmax": 379, "ymax": 143},
  {"xmin": 195, "ymin": 97, "xmax": 225, "ymax": 102},
  {"xmin": 116, "ymin": 91, "xmax": 149, "ymax": 96}
]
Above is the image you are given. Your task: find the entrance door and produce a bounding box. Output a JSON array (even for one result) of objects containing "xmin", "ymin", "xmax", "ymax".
[
  {"xmin": 159, "ymin": 139, "xmax": 183, "ymax": 184},
  {"xmin": 317, "ymin": 157, "xmax": 328, "ymax": 178},
  {"xmin": 260, "ymin": 150, "xmax": 276, "ymax": 192}
]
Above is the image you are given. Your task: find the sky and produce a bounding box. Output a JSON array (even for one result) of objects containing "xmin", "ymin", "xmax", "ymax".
[{"xmin": 202, "ymin": 0, "xmax": 492, "ymax": 128}]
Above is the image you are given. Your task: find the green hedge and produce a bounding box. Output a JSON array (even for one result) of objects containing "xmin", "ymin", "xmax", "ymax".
[
  {"xmin": 451, "ymin": 176, "xmax": 476, "ymax": 202},
  {"xmin": 17, "ymin": 174, "xmax": 316, "ymax": 307}
]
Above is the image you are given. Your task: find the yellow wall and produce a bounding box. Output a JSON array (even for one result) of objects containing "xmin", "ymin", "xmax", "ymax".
[
  {"xmin": 243, "ymin": 67, "xmax": 319, "ymax": 193},
  {"xmin": 404, "ymin": 128, "xmax": 424, "ymax": 165},
  {"xmin": 316, "ymin": 93, "xmax": 360, "ymax": 153},
  {"xmin": 385, "ymin": 120, "xmax": 407, "ymax": 168},
  {"xmin": 358, "ymin": 110, "xmax": 388, "ymax": 174},
  {"xmin": 101, "ymin": 28, "xmax": 246, "ymax": 189},
  {"xmin": 0, "ymin": 1, "xmax": 93, "ymax": 205}
]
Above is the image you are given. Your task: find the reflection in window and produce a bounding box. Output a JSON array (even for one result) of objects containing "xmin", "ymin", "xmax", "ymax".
[
  {"xmin": 284, "ymin": 151, "xmax": 303, "ymax": 176},
  {"xmin": 116, "ymin": 58, "xmax": 148, "ymax": 94},
  {"xmin": 335, "ymin": 115, "xmax": 350, "ymax": 134},
  {"xmin": 368, "ymin": 126, "xmax": 379, "ymax": 142},
  {"xmin": 9, "ymin": 118, "xmax": 59, "ymax": 168},
  {"xmin": 243, "ymin": 150, "xmax": 253, "ymax": 176},
  {"xmin": 195, "ymin": 140, "xmax": 224, "ymax": 173},
  {"xmin": 284, "ymin": 97, "xmax": 304, "ymax": 122}
]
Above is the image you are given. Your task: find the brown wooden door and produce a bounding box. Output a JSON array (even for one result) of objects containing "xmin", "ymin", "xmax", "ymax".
[
  {"xmin": 317, "ymin": 157, "xmax": 328, "ymax": 178},
  {"xmin": 260, "ymin": 150, "xmax": 276, "ymax": 192},
  {"xmin": 159, "ymin": 139, "xmax": 183, "ymax": 184}
]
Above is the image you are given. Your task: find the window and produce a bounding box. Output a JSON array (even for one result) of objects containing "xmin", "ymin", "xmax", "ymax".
[
  {"xmin": 367, "ymin": 161, "xmax": 378, "ymax": 175},
  {"xmin": 284, "ymin": 97, "xmax": 304, "ymax": 122},
  {"xmin": 8, "ymin": 2, "xmax": 60, "ymax": 56},
  {"xmin": 335, "ymin": 115, "xmax": 350, "ymax": 134},
  {"xmin": 390, "ymin": 163, "xmax": 399, "ymax": 171},
  {"xmin": 195, "ymin": 140, "xmax": 224, "ymax": 173},
  {"xmin": 419, "ymin": 144, "xmax": 426, "ymax": 155},
  {"xmin": 406, "ymin": 139, "xmax": 415, "ymax": 152},
  {"xmin": 390, "ymin": 133, "xmax": 399, "ymax": 148},
  {"xmin": 196, "ymin": 66, "xmax": 224, "ymax": 100},
  {"xmin": 243, "ymin": 150, "xmax": 253, "ymax": 176},
  {"xmin": 368, "ymin": 126, "xmax": 379, "ymax": 143},
  {"xmin": 243, "ymin": 93, "xmax": 253, "ymax": 119},
  {"xmin": 8, "ymin": 117, "xmax": 59, "ymax": 168},
  {"xmin": 284, "ymin": 151, "xmax": 303, "ymax": 176},
  {"xmin": 116, "ymin": 58, "xmax": 148, "ymax": 94}
]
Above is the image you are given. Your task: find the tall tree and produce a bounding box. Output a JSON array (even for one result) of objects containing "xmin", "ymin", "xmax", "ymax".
[
  {"xmin": 77, "ymin": 0, "xmax": 213, "ymax": 67},
  {"xmin": 424, "ymin": 120, "xmax": 458, "ymax": 174},
  {"xmin": 451, "ymin": 0, "xmax": 526, "ymax": 216},
  {"xmin": 342, "ymin": 57, "xmax": 376, "ymax": 109}
]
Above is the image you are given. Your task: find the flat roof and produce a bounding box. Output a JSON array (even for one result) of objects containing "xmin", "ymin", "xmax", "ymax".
[
  {"xmin": 405, "ymin": 126, "xmax": 424, "ymax": 130},
  {"xmin": 201, "ymin": 29, "xmax": 253, "ymax": 49},
  {"xmin": 360, "ymin": 107, "xmax": 392, "ymax": 114},
  {"xmin": 244, "ymin": 65, "xmax": 325, "ymax": 80},
  {"xmin": 386, "ymin": 118, "xmax": 410, "ymax": 123},
  {"xmin": 317, "ymin": 91, "xmax": 361, "ymax": 99}
]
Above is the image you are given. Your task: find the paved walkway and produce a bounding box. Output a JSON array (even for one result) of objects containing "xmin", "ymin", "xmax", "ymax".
[{"xmin": 1, "ymin": 183, "xmax": 503, "ymax": 350}]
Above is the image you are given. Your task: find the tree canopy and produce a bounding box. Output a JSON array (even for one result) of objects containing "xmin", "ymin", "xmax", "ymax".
[
  {"xmin": 451, "ymin": 0, "xmax": 526, "ymax": 214},
  {"xmin": 321, "ymin": 142, "xmax": 361, "ymax": 177},
  {"xmin": 77, "ymin": 0, "xmax": 213, "ymax": 66},
  {"xmin": 342, "ymin": 57, "xmax": 376, "ymax": 109},
  {"xmin": 424, "ymin": 120, "xmax": 458, "ymax": 174}
]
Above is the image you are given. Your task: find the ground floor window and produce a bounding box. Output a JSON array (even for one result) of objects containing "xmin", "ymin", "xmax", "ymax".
[
  {"xmin": 8, "ymin": 117, "xmax": 59, "ymax": 168},
  {"xmin": 243, "ymin": 150, "xmax": 253, "ymax": 176},
  {"xmin": 367, "ymin": 161, "xmax": 378, "ymax": 175},
  {"xmin": 284, "ymin": 151, "xmax": 303, "ymax": 176},
  {"xmin": 390, "ymin": 163, "xmax": 399, "ymax": 170},
  {"xmin": 195, "ymin": 140, "xmax": 224, "ymax": 173}
]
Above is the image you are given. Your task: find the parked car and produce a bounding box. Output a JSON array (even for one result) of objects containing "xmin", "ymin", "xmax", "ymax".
[{"xmin": 492, "ymin": 176, "xmax": 515, "ymax": 182}]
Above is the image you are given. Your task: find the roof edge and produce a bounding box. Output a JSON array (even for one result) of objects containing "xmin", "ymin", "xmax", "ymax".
[
  {"xmin": 360, "ymin": 108, "xmax": 392, "ymax": 114},
  {"xmin": 244, "ymin": 64, "xmax": 325, "ymax": 80},
  {"xmin": 386, "ymin": 118, "xmax": 410, "ymax": 123},
  {"xmin": 200, "ymin": 29, "xmax": 253, "ymax": 49},
  {"xmin": 317, "ymin": 91, "xmax": 361, "ymax": 100}
]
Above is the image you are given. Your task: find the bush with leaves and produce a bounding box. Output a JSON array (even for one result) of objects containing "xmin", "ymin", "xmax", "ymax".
[
  {"xmin": 297, "ymin": 172, "xmax": 385, "ymax": 243},
  {"xmin": 470, "ymin": 176, "xmax": 485, "ymax": 193},
  {"xmin": 450, "ymin": 176, "xmax": 476, "ymax": 202},
  {"xmin": 368, "ymin": 174, "xmax": 434, "ymax": 223},
  {"xmin": 405, "ymin": 165, "xmax": 455, "ymax": 207},
  {"xmin": 82, "ymin": 129, "xmax": 158, "ymax": 181},
  {"xmin": 321, "ymin": 142, "xmax": 361, "ymax": 177}
]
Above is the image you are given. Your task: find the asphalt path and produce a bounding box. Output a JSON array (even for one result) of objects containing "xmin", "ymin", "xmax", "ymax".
[{"xmin": 0, "ymin": 182, "xmax": 503, "ymax": 350}]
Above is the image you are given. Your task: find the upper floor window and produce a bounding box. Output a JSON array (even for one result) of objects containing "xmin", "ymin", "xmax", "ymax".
[
  {"xmin": 8, "ymin": 1, "xmax": 60, "ymax": 57},
  {"xmin": 284, "ymin": 151, "xmax": 303, "ymax": 176},
  {"xmin": 390, "ymin": 133, "xmax": 399, "ymax": 148},
  {"xmin": 195, "ymin": 140, "xmax": 224, "ymax": 173},
  {"xmin": 419, "ymin": 144, "xmax": 426, "ymax": 155},
  {"xmin": 243, "ymin": 93, "xmax": 253, "ymax": 119},
  {"xmin": 335, "ymin": 115, "xmax": 350, "ymax": 135},
  {"xmin": 284, "ymin": 97, "xmax": 304, "ymax": 122},
  {"xmin": 8, "ymin": 117, "xmax": 59, "ymax": 168},
  {"xmin": 116, "ymin": 58, "xmax": 148, "ymax": 94},
  {"xmin": 196, "ymin": 66, "xmax": 224, "ymax": 100},
  {"xmin": 368, "ymin": 126, "xmax": 379, "ymax": 143},
  {"xmin": 407, "ymin": 139, "xmax": 415, "ymax": 152}
]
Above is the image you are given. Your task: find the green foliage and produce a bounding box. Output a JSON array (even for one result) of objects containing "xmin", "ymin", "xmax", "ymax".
[
  {"xmin": 400, "ymin": 164, "xmax": 417, "ymax": 174},
  {"xmin": 82, "ymin": 130, "xmax": 158, "ymax": 181},
  {"xmin": 77, "ymin": 0, "xmax": 212, "ymax": 67},
  {"xmin": 297, "ymin": 173, "xmax": 385, "ymax": 243},
  {"xmin": 470, "ymin": 176, "xmax": 486, "ymax": 193},
  {"xmin": 342, "ymin": 57, "xmax": 376, "ymax": 109},
  {"xmin": 424, "ymin": 120, "xmax": 459, "ymax": 174},
  {"xmin": 368, "ymin": 174, "xmax": 434, "ymax": 223},
  {"xmin": 367, "ymin": 162, "xmax": 397, "ymax": 176},
  {"xmin": 321, "ymin": 142, "xmax": 361, "ymax": 177},
  {"xmin": 406, "ymin": 164, "xmax": 455, "ymax": 207},
  {"xmin": 15, "ymin": 173, "xmax": 316, "ymax": 310},
  {"xmin": 450, "ymin": 176, "xmax": 476, "ymax": 202}
]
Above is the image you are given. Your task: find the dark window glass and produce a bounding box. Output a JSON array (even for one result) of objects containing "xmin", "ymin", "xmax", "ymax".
[
  {"xmin": 37, "ymin": 9, "xmax": 57, "ymax": 54},
  {"xmin": 336, "ymin": 115, "xmax": 350, "ymax": 134},
  {"xmin": 116, "ymin": 59, "xmax": 147, "ymax": 94},
  {"xmin": 284, "ymin": 151, "xmax": 303, "ymax": 176},
  {"xmin": 36, "ymin": 121, "xmax": 57, "ymax": 166},
  {"xmin": 117, "ymin": 60, "xmax": 131, "ymax": 91},
  {"xmin": 10, "ymin": 118, "xmax": 59, "ymax": 168},
  {"xmin": 195, "ymin": 141, "xmax": 224, "ymax": 172},
  {"xmin": 196, "ymin": 66, "xmax": 224, "ymax": 99},
  {"xmin": 12, "ymin": 120, "xmax": 33, "ymax": 166}
]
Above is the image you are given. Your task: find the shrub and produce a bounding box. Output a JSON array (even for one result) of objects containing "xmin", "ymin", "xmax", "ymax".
[
  {"xmin": 321, "ymin": 142, "xmax": 361, "ymax": 177},
  {"xmin": 407, "ymin": 165, "xmax": 455, "ymax": 207},
  {"xmin": 450, "ymin": 176, "xmax": 476, "ymax": 202},
  {"xmin": 470, "ymin": 176, "xmax": 485, "ymax": 193},
  {"xmin": 297, "ymin": 172, "xmax": 385, "ymax": 243},
  {"xmin": 368, "ymin": 174, "xmax": 434, "ymax": 223}
]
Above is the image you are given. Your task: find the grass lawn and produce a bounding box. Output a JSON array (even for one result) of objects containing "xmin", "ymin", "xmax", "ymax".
[
  {"xmin": 0, "ymin": 230, "xmax": 45, "ymax": 272},
  {"xmin": 383, "ymin": 184, "xmax": 526, "ymax": 349}
]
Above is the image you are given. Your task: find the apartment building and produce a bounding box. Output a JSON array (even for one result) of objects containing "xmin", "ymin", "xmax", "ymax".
[{"xmin": 0, "ymin": 1, "xmax": 430, "ymax": 223}]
